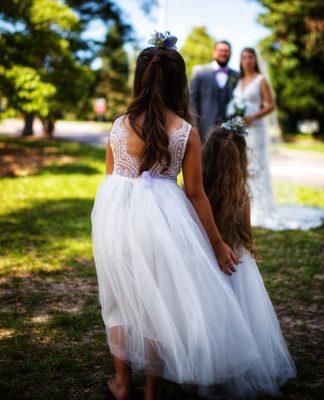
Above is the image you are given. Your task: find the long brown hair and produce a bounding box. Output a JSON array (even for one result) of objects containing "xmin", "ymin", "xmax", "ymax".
[
  {"xmin": 125, "ymin": 46, "xmax": 192, "ymax": 174},
  {"xmin": 202, "ymin": 127, "xmax": 256, "ymax": 256},
  {"xmin": 240, "ymin": 47, "xmax": 260, "ymax": 77}
]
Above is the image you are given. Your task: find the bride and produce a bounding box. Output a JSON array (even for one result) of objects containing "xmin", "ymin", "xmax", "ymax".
[{"xmin": 227, "ymin": 47, "xmax": 324, "ymax": 230}]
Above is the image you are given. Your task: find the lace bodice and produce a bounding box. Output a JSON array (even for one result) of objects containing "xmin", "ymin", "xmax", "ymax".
[{"xmin": 108, "ymin": 115, "xmax": 192, "ymax": 180}]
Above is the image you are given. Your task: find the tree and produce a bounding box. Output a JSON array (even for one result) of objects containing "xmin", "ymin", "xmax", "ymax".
[
  {"xmin": 40, "ymin": 52, "xmax": 95, "ymax": 136},
  {"xmin": 0, "ymin": 0, "xmax": 83, "ymax": 135},
  {"xmin": 180, "ymin": 26, "xmax": 215, "ymax": 78},
  {"xmin": 65, "ymin": 0, "xmax": 134, "ymax": 62},
  {"xmin": 256, "ymin": 0, "xmax": 324, "ymax": 133},
  {"xmin": 0, "ymin": 0, "xmax": 134, "ymax": 135},
  {"xmin": 94, "ymin": 22, "xmax": 131, "ymax": 121},
  {"xmin": 0, "ymin": 66, "xmax": 56, "ymax": 136}
]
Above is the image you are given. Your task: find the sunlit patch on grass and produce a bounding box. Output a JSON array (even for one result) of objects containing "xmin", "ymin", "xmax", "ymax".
[
  {"xmin": 30, "ymin": 314, "xmax": 51, "ymax": 324},
  {"xmin": 0, "ymin": 328, "xmax": 15, "ymax": 339}
]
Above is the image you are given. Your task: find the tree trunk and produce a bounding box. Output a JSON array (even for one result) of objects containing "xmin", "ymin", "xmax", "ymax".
[
  {"xmin": 42, "ymin": 118, "xmax": 56, "ymax": 138},
  {"xmin": 22, "ymin": 113, "xmax": 34, "ymax": 136}
]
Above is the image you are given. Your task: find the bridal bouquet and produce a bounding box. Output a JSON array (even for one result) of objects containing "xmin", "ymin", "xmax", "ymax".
[{"xmin": 227, "ymin": 98, "xmax": 247, "ymax": 118}]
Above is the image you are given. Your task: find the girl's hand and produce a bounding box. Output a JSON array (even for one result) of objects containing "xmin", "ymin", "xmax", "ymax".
[{"xmin": 214, "ymin": 240, "xmax": 239, "ymax": 276}]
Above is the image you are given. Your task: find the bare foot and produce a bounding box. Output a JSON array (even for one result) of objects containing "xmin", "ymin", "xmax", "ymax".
[{"xmin": 107, "ymin": 378, "xmax": 131, "ymax": 400}]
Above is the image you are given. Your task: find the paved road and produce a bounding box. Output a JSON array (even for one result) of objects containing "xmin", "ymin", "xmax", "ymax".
[
  {"xmin": 0, "ymin": 118, "xmax": 110, "ymax": 146},
  {"xmin": 269, "ymin": 148, "xmax": 324, "ymax": 188},
  {"xmin": 1, "ymin": 118, "xmax": 323, "ymax": 188}
]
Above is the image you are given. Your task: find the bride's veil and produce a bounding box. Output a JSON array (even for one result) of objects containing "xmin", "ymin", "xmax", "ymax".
[
  {"xmin": 255, "ymin": 47, "xmax": 300, "ymax": 207},
  {"xmin": 255, "ymin": 46, "xmax": 281, "ymax": 144}
]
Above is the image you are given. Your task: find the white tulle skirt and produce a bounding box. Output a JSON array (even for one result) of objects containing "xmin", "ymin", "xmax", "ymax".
[{"xmin": 91, "ymin": 174, "xmax": 296, "ymax": 398}]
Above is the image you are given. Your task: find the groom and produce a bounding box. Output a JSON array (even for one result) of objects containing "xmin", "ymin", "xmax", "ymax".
[{"xmin": 190, "ymin": 40, "xmax": 238, "ymax": 142}]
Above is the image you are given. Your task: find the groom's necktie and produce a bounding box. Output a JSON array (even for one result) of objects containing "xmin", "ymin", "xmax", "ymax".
[{"xmin": 216, "ymin": 67, "xmax": 229, "ymax": 74}]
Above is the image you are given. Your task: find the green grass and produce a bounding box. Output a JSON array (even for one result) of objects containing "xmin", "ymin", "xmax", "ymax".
[
  {"xmin": 273, "ymin": 137, "xmax": 324, "ymax": 154},
  {"xmin": 0, "ymin": 136, "xmax": 323, "ymax": 399},
  {"xmin": 273, "ymin": 180, "xmax": 324, "ymax": 208}
]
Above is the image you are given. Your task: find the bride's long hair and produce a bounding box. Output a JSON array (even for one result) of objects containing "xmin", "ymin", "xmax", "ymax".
[
  {"xmin": 125, "ymin": 47, "xmax": 193, "ymax": 174},
  {"xmin": 240, "ymin": 47, "xmax": 261, "ymax": 77},
  {"xmin": 202, "ymin": 127, "xmax": 257, "ymax": 257}
]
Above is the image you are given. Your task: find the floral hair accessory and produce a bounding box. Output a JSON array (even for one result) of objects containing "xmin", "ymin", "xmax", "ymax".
[
  {"xmin": 148, "ymin": 31, "xmax": 178, "ymax": 50},
  {"xmin": 221, "ymin": 117, "xmax": 248, "ymax": 137}
]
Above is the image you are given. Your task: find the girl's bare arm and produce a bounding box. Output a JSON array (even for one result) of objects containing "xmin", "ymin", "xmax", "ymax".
[
  {"xmin": 254, "ymin": 78, "xmax": 276, "ymax": 119},
  {"xmin": 243, "ymin": 197, "xmax": 253, "ymax": 240},
  {"xmin": 106, "ymin": 143, "xmax": 114, "ymax": 174}
]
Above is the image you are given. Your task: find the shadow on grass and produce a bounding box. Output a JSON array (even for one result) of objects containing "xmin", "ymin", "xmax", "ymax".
[
  {"xmin": 0, "ymin": 193, "xmax": 113, "ymax": 398},
  {"xmin": 0, "ymin": 135, "xmax": 106, "ymax": 161},
  {"xmin": 39, "ymin": 163, "xmax": 101, "ymax": 175},
  {"xmin": 0, "ymin": 286, "xmax": 112, "ymax": 399},
  {"xmin": 0, "ymin": 135, "xmax": 105, "ymax": 178},
  {"xmin": 0, "ymin": 198, "xmax": 94, "ymax": 271}
]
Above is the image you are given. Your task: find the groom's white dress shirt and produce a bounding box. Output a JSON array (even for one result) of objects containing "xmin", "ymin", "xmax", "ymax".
[{"xmin": 212, "ymin": 60, "xmax": 228, "ymax": 89}]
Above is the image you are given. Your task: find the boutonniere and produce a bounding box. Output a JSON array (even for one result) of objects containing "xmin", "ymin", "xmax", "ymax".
[{"xmin": 228, "ymin": 74, "xmax": 237, "ymax": 86}]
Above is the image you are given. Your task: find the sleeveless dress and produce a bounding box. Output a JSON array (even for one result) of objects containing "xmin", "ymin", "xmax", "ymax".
[
  {"xmin": 229, "ymin": 74, "xmax": 324, "ymax": 231},
  {"xmin": 91, "ymin": 115, "xmax": 296, "ymax": 398}
]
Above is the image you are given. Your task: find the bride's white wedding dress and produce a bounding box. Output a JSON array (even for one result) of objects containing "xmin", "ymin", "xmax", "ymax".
[
  {"xmin": 91, "ymin": 115, "xmax": 296, "ymax": 399},
  {"xmin": 229, "ymin": 74, "xmax": 324, "ymax": 231}
]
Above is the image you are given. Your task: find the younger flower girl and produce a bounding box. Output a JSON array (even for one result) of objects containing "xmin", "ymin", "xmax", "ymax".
[{"xmin": 201, "ymin": 118, "xmax": 296, "ymax": 398}]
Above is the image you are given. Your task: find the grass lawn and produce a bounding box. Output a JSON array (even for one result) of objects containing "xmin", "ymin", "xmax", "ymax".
[
  {"xmin": 0, "ymin": 136, "xmax": 323, "ymax": 400},
  {"xmin": 273, "ymin": 136, "xmax": 324, "ymax": 154}
]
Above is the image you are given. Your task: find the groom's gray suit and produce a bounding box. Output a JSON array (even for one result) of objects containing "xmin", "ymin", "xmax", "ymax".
[{"xmin": 190, "ymin": 62, "xmax": 238, "ymax": 141}]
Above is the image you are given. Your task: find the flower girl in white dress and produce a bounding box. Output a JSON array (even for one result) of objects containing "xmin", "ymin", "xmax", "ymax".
[
  {"xmin": 91, "ymin": 32, "xmax": 295, "ymax": 400},
  {"xmin": 202, "ymin": 118, "xmax": 296, "ymax": 398}
]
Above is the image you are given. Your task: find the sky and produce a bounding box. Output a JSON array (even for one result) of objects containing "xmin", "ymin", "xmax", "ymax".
[{"xmin": 84, "ymin": 0, "xmax": 270, "ymax": 69}]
